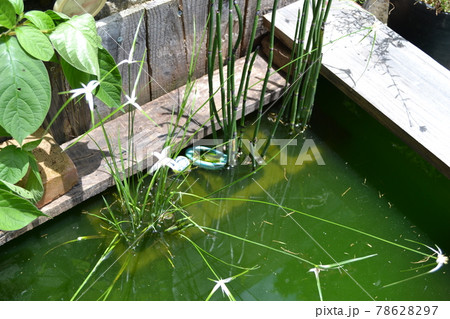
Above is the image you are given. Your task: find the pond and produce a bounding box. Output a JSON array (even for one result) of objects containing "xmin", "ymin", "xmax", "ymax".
[{"xmin": 0, "ymin": 78, "xmax": 449, "ymax": 301}]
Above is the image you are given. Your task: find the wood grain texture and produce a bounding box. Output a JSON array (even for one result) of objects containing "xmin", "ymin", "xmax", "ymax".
[
  {"xmin": 0, "ymin": 54, "xmax": 285, "ymax": 246},
  {"xmin": 44, "ymin": 62, "xmax": 92, "ymax": 144},
  {"xmin": 178, "ymin": 0, "xmax": 209, "ymax": 79},
  {"xmin": 145, "ymin": 0, "xmax": 189, "ymax": 99},
  {"xmin": 43, "ymin": 0, "xmax": 297, "ymax": 144},
  {"xmin": 97, "ymin": 5, "xmax": 151, "ymax": 119},
  {"xmin": 265, "ymin": 0, "xmax": 450, "ymax": 178}
]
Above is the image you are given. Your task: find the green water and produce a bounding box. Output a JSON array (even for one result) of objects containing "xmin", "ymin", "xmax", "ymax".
[{"xmin": 0, "ymin": 78, "xmax": 449, "ymax": 301}]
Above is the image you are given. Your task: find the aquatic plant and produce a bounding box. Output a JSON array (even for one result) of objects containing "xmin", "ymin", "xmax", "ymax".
[
  {"xmin": 206, "ymin": 0, "xmax": 332, "ymax": 169},
  {"xmin": 42, "ymin": 2, "xmax": 448, "ymax": 302}
]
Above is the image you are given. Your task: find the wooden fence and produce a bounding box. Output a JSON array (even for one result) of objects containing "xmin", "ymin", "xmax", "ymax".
[{"xmin": 43, "ymin": 0, "xmax": 297, "ymax": 144}]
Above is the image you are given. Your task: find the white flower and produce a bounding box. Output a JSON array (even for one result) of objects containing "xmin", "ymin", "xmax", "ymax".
[
  {"xmin": 149, "ymin": 146, "xmax": 173, "ymax": 174},
  {"xmin": 149, "ymin": 147, "xmax": 191, "ymax": 174},
  {"xmin": 69, "ymin": 80, "xmax": 100, "ymax": 112},
  {"xmin": 426, "ymin": 244, "xmax": 448, "ymax": 274},
  {"xmin": 210, "ymin": 277, "xmax": 233, "ymax": 299},
  {"xmin": 124, "ymin": 91, "xmax": 142, "ymax": 111},
  {"xmin": 117, "ymin": 57, "xmax": 138, "ymax": 67}
]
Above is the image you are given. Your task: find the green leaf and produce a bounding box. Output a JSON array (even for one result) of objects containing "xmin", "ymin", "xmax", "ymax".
[
  {"xmin": 96, "ymin": 47, "xmax": 122, "ymax": 108},
  {"xmin": 0, "ymin": 0, "xmax": 16, "ymax": 29},
  {"xmin": 0, "ymin": 125, "xmax": 11, "ymax": 137},
  {"xmin": 45, "ymin": 10, "xmax": 70, "ymax": 24},
  {"xmin": 15, "ymin": 25, "xmax": 54, "ymax": 61},
  {"xmin": 0, "ymin": 188, "xmax": 46, "ymax": 231},
  {"xmin": 24, "ymin": 10, "xmax": 55, "ymax": 30},
  {"xmin": 24, "ymin": 153, "xmax": 44, "ymax": 203},
  {"xmin": 60, "ymin": 56, "xmax": 94, "ymax": 89},
  {"xmin": 61, "ymin": 48, "xmax": 122, "ymax": 109},
  {"xmin": 0, "ymin": 145, "xmax": 29, "ymax": 184},
  {"xmin": 22, "ymin": 139, "xmax": 42, "ymax": 152},
  {"xmin": 7, "ymin": 0, "xmax": 23, "ymax": 15},
  {"xmin": 0, "ymin": 179, "xmax": 34, "ymax": 200},
  {"xmin": 0, "ymin": 36, "xmax": 51, "ymax": 144},
  {"xmin": 49, "ymin": 14, "xmax": 100, "ymax": 76}
]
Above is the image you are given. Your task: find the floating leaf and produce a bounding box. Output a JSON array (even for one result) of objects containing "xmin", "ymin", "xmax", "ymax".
[
  {"xmin": 0, "ymin": 36, "xmax": 51, "ymax": 144},
  {"xmin": 0, "ymin": 188, "xmax": 46, "ymax": 231},
  {"xmin": 49, "ymin": 14, "xmax": 100, "ymax": 76},
  {"xmin": 0, "ymin": 0, "xmax": 16, "ymax": 29},
  {"xmin": 24, "ymin": 10, "xmax": 55, "ymax": 30},
  {"xmin": 15, "ymin": 25, "xmax": 54, "ymax": 61}
]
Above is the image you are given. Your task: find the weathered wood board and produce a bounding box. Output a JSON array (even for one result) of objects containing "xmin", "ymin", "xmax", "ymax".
[
  {"xmin": 264, "ymin": 0, "xmax": 450, "ymax": 178},
  {"xmin": 44, "ymin": 0, "xmax": 298, "ymax": 144},
  {"xmin": 0, "ymin": 54, "xmax": 285, "ymax": 246},
  {"xmin": 97, "ymin": 5, "xmax": 151, "ymax": 118}
]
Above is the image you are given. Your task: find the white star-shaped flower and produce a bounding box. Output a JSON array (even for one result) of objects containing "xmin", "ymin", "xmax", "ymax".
[
  {"xmin": 69, "ymin": 80, "xmax": 100, "ymax": 113},
  {"xmin": 209, "ymin": 277, "xmax": 233, "ymax": 299},
  {"xmin": 124, "ymin": 91, "xmax": 142, "ymax": 111},
  {"xmin": 149, "ymin": 147, "xmax": 191, "ymax": 174},
  {"xmin": 150, "ymin": 146, "xmax": 173, "ymax": 174},
  {"xmin": 426, "ymin": 244, "xmax": 448, "ymax": 274}
]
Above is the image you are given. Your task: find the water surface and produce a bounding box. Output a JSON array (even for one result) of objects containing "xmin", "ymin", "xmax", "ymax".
[{"xmin": 0, "ymin": 78, "xmax": 448, "ymax": 301}]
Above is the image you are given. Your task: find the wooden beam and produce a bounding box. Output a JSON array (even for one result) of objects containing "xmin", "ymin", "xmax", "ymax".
[
  {"xmin": 264, "ymin": 0, "xmax": 450, "ymax": 178},
  {"xmin": 97, "ymin": 5, "xmax": 151, "ymax": 120},
  {"xmin": 0, "ymin": 54, "xmax": 285, "ymax": 246}
]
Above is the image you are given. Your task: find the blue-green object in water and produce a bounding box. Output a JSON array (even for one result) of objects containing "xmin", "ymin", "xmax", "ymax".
[{"xmin": 185, "ymin": 146, "xmax": 227, "ymax": 170}]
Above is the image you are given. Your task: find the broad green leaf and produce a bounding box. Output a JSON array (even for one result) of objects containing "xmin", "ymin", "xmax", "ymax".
[
  {"xmin": 61, "ymin": 56, "xmax": 94, "ymax": 89},
  {"xmin": 96, "ymin": 47, "xmax": 122, "ymax": 108},
  {"xmin": 61, "ymin": 48, "xmax": 122, "ymax": 109},
  {"xmin": 0, "ymin": 145, "xmax": 29, "ymax": 184},
  {"xmin": 22, "ymin": 138, "xmax": 42, "ymax": 152},
  {"xmin": 24, "ymin": 10, "xmax": 55, "ymax": 30},
  {"xmin": 15, "ymin": 25, "xmax": 54, "ymax": 61},
  {"xmin": 49, "ymin": 14, "xmax": 99, "ymax": 76},
  {"xmin": 0, "ymin": 125, "xmax": 10, "ymax": 137},
  {"xmin": 0, "ymin": 188, "xmax": 46, "ymax": 231},
  {"xmin": 0, "ymin": 0, "xmax": 15, "ymax": 29},
  {"xmin": 0, "ymin": 36, "xmax": 51, "ymax": 144},
  {"xmin": 0, "ymin": 179, "xmax": 35, "ymax": 201},
  {"xmin": 0, "ymin": 149, "xmax": 43, "ymax": 203},
  {"xmin": 7, "ymin": 0, "xmax": 23, "ymax": 15},
  {"xmin": 45, "ymin": 10, "xmax": 70, "ymax": 24},
  {"xmin": 24, "ymin": 153, "xmax": 44, "ymax": 203}
]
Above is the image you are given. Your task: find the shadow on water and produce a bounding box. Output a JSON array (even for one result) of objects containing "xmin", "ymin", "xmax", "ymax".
[{"xmin": 312, "ymin": 77, "xmax": 450, "ymax": 251}]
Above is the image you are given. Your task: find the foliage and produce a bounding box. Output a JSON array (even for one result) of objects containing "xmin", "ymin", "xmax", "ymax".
[
  {"xmin": 206, "ymin": 0, "xmax": 331, "ymax": 169},
  {"xmin": 421, "ymin": 0, "xmax": 450, "ymax": 14},
  {"xmin": 0, "ymin": 0, "xmax": 121, "ymax": 231}
]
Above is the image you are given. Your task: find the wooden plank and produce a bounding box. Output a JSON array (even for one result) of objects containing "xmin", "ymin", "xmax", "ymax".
[
  {"xmin": 43, "ymin": 62, "xmax": 92, "ymax": 144},
  {"xmin": 0, "ymin": 54, "xmax": 285, "ymax": 246},
  {"xmin": 178, "ymin": 0, "xmax": 209, "ymax": 79},
  {"xmin": 96, "ymin": 5, "xmax": 151, "ymax": 120},
  {"xmin": 41, "ymin": 0, "xmax": 300, "ymax": 144},
  {"xmin": 241, "ymin": 0, "xmax": 298, "ymax": 56},
  {"xmin": 145, "ymin": 0, "xmax": 189, "ymax": 100},
  {"xmin": 264, "ymin": 0, "xmax": 450, "ymax": 178}
]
